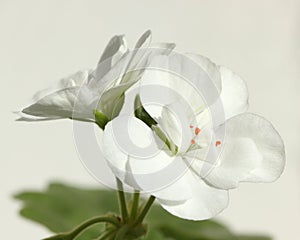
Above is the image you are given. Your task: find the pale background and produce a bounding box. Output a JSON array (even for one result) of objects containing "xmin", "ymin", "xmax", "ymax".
[{"xmin": 1, "ymin": 0, "xmax": 299, "ymax": 239}]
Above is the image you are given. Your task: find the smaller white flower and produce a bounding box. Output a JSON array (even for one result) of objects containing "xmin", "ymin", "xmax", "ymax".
[{"xmin": 17, "ymin": 30, "xmax": 175, "ymax": 127}]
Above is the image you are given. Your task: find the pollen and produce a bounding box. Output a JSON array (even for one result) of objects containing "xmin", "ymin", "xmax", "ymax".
[
  {"xmin": 215, "ymin": 141, "xmax": 221, "ymax": 147},
  {"xmin": 195, "ymin": 127, "xmax": 201, "ymax": 135},
  {"xmin": 189, "ymin": 125, "xmax": 194, "ymax": 128},
  {"xmin": 191, "ymin": 139, "xmax": 196, "ymax": 144}
]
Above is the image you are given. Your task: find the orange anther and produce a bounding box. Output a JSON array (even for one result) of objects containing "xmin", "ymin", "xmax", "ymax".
[
  {"xmin": 215, "ymin": 141, "xmax": 221, "ymax": 147},
  {"xmin": 189, "ymin": 125, "xmax": 194, "ymax": 128},
  {"xmin": 195, "ymin": 127, "xmax": 201, "ymax": 135},
  {"xmin": 191, "ymin": 139, "xmax": 196, "ymax": 144}
]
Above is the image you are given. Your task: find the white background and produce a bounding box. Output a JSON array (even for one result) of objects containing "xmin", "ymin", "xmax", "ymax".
[{"xmin": 1, "ymin": 0, "xmax": 299, "ymax": 239}]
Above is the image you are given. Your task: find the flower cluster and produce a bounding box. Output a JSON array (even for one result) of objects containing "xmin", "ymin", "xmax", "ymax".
[{"xmin": 18, "ymin": 30, "xmax": 285, "ymax": 221}]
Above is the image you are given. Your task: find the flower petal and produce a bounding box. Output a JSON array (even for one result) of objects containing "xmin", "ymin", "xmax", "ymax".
[
  {"xmin": 205, "ymin": 113, "xmax": 285, "ymax": 189},
  {"xmin": 102, "ymin": 116, "xmax": 193, "ymax": 201},
  {"xmin": 98, "ymin": 35, "xmax": 128, "ymax": 66},
  {"xmin": 58, "ymin": 70, "xmax": 90, "ymax": 88},
  {"xmin": 127, "ymin": 154, "xmax": 193, "ymax": 202},
  {"xmin": 219, "ymin": 66, "xmax": 249, "ymax": 119},
  {"xmin": 184, "ymin": 56, "xmax": 248, "ymax": 120},
  {"xmin": 158, "ymin": 103, "xmax": 193, "ymax": 153},
  {"xmin": 150, "ymin": 171, "xmax": 193, "ymax": 203},
  {"xmin": 15, "ymin": 111, "xmax": 61, "ymax": 121},
  {"xmin": 159, "ymin": 170, "xmax": 228, "ymax": 220},
  {"xmin": 185, "ymin": 53, "xmax": 221, "ymax": 92},
  {"xmin": 134, "ymin": 30, "xmax": 152, "ymax": 49},
  {"xmin": 22, "ymin": 88, "xmax": 79, "ymax": 119},
  {"xmin": 33, "ymin": 70, "xmax": 90, "ymax": 101},
  {"xmin": 93, "ymin": 35, "xmax": 128, "ymax": 87},
  {"xmin": 22, "ymin": 86, "xmax": 98, "ymax": 120},
  {"xmin": 102, "ymin": 115, "xmax": 158, "ymax": 183},
  {"xmin": 150, "ymin": 42, "xmax": 176, "ymax": 53},
  {"xmin": 138, "ymin": 62, "xmax": 203, "ymax": 123}
]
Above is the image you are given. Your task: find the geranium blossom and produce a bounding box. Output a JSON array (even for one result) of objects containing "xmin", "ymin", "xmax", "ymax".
[
  {"xmin": 17, "ymin": 30, "xmax": 175, "ymax": 127},
  {"xmin": 102, "ymin": 53, "xmax": 285, "ymax": 220},
  {"xmin": 17, "ymin": 30, "xmax": 285, "ymax": 222}
]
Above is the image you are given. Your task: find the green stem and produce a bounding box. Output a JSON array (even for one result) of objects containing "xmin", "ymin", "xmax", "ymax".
[
  {"xmin": 96, "ymin": 228, "xmax": 117, "ymax": 240},
  {"xmin": 68, "ymin": 216, "xmax": 120, "ymax": 239},
  {"xmin": 134, "ymin": 196, "xmax": 156, "ymax": 226},
  {"xmin": 116, "ymin": 178, "xmax": 128, "ymax": 222},
  {"xmin": 130, "ymin": 191, "xmax": 140, "ymax": 220},
  {"xmin": 114, "ymin": 225, "xmax": 131, "ymax": 240}
]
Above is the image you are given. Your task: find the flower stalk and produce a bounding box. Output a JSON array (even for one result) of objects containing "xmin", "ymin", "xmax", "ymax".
[
  {"xmin": 130, "ymin": 191, "xmax": 140, "ymax": 220},
  {"xmin": 67, "ymin": 216, "xmax": 120, "ymax": 239},
  {"xmin": 133, "ymin": 195, "xmax": 156, "ymax": 226},
  {"xmin": 116, "ymin": 178, "xmax": 129, "ymax": 223},
  {"xmin": 43, "ymin": 216, "xmax": 121, "ymax": 240}
]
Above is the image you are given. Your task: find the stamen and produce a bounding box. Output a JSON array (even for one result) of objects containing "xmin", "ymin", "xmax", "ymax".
[
  {"xmin": 191, "ymin": 139, "xmax": 196, "ymax": 144},
  {"xmin": 189, "ymin": 125, "xmax": 194, "ymax": 128},
  {"xmin": 195, "ymin": 127, "xmax": 201, "ymax": 135},
  {"xmin": 215, "ymin": 141, "xmax": 221, "ymax": 147}
]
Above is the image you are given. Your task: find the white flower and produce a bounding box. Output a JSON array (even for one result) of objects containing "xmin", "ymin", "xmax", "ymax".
[
  {"xmin": 17, "ymin": 30, "xmax": 175, "ymax": 127},
  {"xmin": 101, "ymin": 53, "xmax": 285, "ymax": 220}
]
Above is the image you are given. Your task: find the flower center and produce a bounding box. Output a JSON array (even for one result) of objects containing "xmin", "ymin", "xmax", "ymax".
[
  {"xmin": 195, "ymin": 127, "xmax": 201, "ymax": 135},
  {"xmin": 189, "ymin": 125, "xmax": 221, "ymax": 148}
]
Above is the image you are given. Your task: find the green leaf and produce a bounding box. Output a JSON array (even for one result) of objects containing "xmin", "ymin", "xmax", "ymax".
[
  {"xmin": 237, "ymin": 236, "xmax": 272, "ymax": 240},
  {"xmin": 146, "ymin": 208, "xmax": 235, "ymax": 240},
  {"xmin": 15, "ymin": 182, "xmax": 272, "ymax": 240},
  {"xmin": 15, "ymin": 183, "xmax": 119, "ymax": 239}
]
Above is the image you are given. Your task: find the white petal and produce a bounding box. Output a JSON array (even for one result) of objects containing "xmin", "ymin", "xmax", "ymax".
[
  {"xmin": 150, "ymin": 42, "xmax": 176, "ymax": 54},
  {"xmin": 102, "ymin": 116, "xmax": 159, "ymax": 184},
  {"xmin": 58, "ymin": 70, "xmax": 90, "ymax": 88},
  {"xmin": 126, "ymin": 143, "xmax": 194, "ymax": 201},
  {"xmin": 158, "ymin": 103, "xmax": 193, "ymax": 153},
  {"xmin": 120, "ymin": 32, "xmax": 175, "ymax": 85},
  {"xmin": 23, "ymin": 88, "xmax": 79, "ymax": 119},
  {"xmin": 205, "ymin": 113, "xmax": 285, "ymax": 189},
  {"xmin": 149, "ymin": 164, "xmax": 194, "ymax": 203},
  {"xmin": 134, "ymin": 30, "xmax": 152, "ymax": 49},
  {"xmin": 151, "ymin": 172, "xmax": 193, "ymax": 203},
  {"xmin": 93, "ymin": 35, "xmax": 128, "ymax": 85},
  {"xmin": 185, "ymin": 53, "xmax": 221, "ymax": 92},
  {"xmin": 159, "ymin": 106, "xmax": 182, "ymax": 149},
  {"xmin": 95, "ymin": 32, "xmax": 148, "ymax": 86},
  {"xmin": 103, "ymin": 116, "xmax": 192, "ymax": 201},
  {"xmin": 33, "ymin": 70, "xmax": 90, "ymax": 101},
  {"xmin": 204, "ymin": 138, "xmax": 262, "ymax": 189},
  {"xmin": 22, "ymin": 86, "xmax": 97, "ymax": 120},
  {"xmin": 15, "ymin": 111, "xmax": 61, "ymax": 121},
  {"xmin": 159, "ymin": 170, "xmax": 228, "ymax": 220},
  {"xmin": 117, "ymin": 30, "xmax": 152, "ymax": 85},
  {"xmin": 127, "ymin": 153, "xmax": 194, "ymax": 202},
  {"xmin": 219, "ymin": 66, "xmax": 249, "ymax": 119},
  {"xmin": 185, "ymin": 56, "xmax": 248, "ymax": 119},
  {"xmin": 139, "ymin": 62, "xmax": 204, "ymax": 122},
  {"xmin": 98, "ymin": 35, "xmax": 128, "ymax": 66}
]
